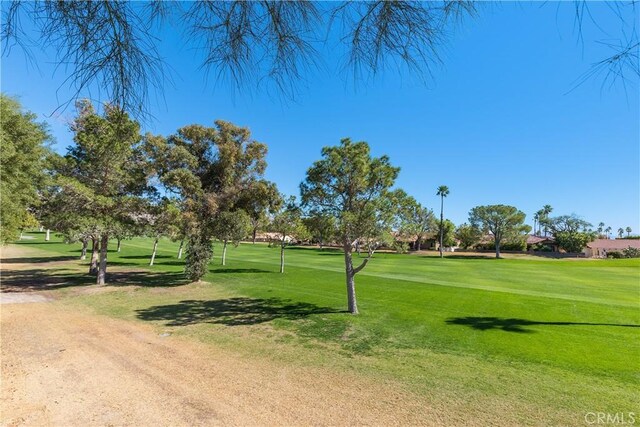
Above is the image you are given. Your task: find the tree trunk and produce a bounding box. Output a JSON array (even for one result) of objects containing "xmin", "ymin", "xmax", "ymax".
[
  {"xmin": 89, "ymin": 238, "xmax": 99, "ymax": 274},
  {"xmin": 177, "ymin": 240, "xmax": 184, "ymax": 259},
  {"xmin": 355, "ymin": 241, "xmax": 361, "ymax": 256},
  {"xmin": 222, "ymin": 240, "xmax": 228, "ymax": 266},
  {"xmin": 343, "ymin": 246, "xmax": 358, "ymax": 314},
  {"xmin": 319, "ymin": 238, "xmax": 324, "ymax": 250},
  {"xmin": 416, "ymin": 238, "xmax": 421, "ymax": 251},
  {"xmin": 280, "ymin": 239, "xmax": 285, "ymax": 273},
  {"xmin": 97, "ymin": 234, "xmax": 108, "ymax": 285},
  {"xmin": 252, "ymin": 228, "xmax": 257, "ymax": 244},
  {"xmin": 495, "ymin": 240, "xmax": 501, "ymax": 259},
  {"xmin": 19, "ymin": 230, "xmax": 23, "ymax": 240},
  {"xmin": 45, "ymin": 229, "xmax": 51, "ymax": 241},
  {"xmin": 117, "ymin": 238, "xmax": 122, "ymax": 252},
  {"xmin": 439, "ymin": 196, "xmax": 444, "ymax": 258},
  {"xmin": 39, "ymin": 226, "xmax": 44, "ymax": 232},
  {"xmin": 80, "ymin": 239, "xmax": 88, "ymax": 260},
  {"xmin": 150, "ymin": 238, "xmax": 158, "ymax": 266}
]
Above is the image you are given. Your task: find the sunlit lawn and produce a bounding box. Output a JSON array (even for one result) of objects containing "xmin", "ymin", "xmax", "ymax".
[{"xmin": 11, "ymin": 231, "xmax": 640, "ymax": 425}]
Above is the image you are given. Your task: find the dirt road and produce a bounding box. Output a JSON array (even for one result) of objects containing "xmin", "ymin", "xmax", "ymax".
[{"xmin": 1, "ymin": 246, "xmax": 449, "ymax": 427}]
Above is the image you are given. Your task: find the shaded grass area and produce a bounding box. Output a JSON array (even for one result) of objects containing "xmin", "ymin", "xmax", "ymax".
[{"xmin": 7, "ymin": 231, "xmax": 640, "ymax": 421}]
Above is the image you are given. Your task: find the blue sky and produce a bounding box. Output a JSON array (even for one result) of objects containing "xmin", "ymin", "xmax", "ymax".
[{"xmin": 3, "ymin": 2, "xmax": 639, "ymax": 233}]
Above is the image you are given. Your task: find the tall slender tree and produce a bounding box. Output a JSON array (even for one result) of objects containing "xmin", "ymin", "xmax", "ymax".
[
  {"xmin": 436, "ymin": 186, "xmax": 449, "ymax": 257},
  {"xmin": 626, "ymin": 227, "xmax": 632, "ymax": 237},
  {"xmin": 270, "ymin": 196, "xmax": 308, "ymax": 273},
  {"xmin": 301, "ymin": 138, "xmax": 400, "ymax": 314}
]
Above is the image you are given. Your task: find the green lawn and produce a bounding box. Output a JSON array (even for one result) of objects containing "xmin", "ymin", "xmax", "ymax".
[{"xmin": 10, "ymin": 231, "xmax": 640, "ymax": 425}]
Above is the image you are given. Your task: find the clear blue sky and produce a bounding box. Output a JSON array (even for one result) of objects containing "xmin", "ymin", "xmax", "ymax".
[{"xmin": 3, "ymin": 2, "xmax": 639, "ymax": 233}]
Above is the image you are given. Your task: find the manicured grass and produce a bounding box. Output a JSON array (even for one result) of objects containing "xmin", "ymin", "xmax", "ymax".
[{"xmin": 11, "ymin": 231, "xmax": 640, "ymax": 424}]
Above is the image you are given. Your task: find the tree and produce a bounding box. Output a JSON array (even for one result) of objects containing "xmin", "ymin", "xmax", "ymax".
[
  {"xmin": 270, "ymin": 196, "xmax": 308, "ymax": 273},
  {"xmin": 469, "ymin": 205, "xmax": 530, "ymax": 258},
  {"xmin": 605, "ymin": 226, "xmax": 612, "ymax": 239},
  {"xmin": 617, "ymin": 228, "xmax": 625, "ymax": 239},
  {"xmin": 543, "ymin": 214, "xmax": 596, "ymax": 253},
  {"xmin": 455, "ymin": 223, "xmax": 482, "ymax": 250},
  {"xmin": 597, "ymin": 222, "xmax": 605, "ymax": 238},
  {"xmin": 395, "ymin": 191, "xmax": 435, "ymax": 251},
  {"xmin": 0, "ymin": 94, "xmax": 52, "ymax": 244},
  {"xmin": 235, "ymin": 180, "xmax": 281, "ymax": 244},
  {"xmin": 212, "ymin": 210, "xmax": 251, "ymax": 266},
  {"xmin": 3, "ymin": 2, "xmax": 633, "ymax": 119},
  {"xmin": 303, "ymin": 213, "xmax": 336, "ymax": 250},
  {"xmin": 436, "ymin": 219, "xmax": 457, "ymax": 250},
  {"xmin": 47, "ymin": 101, "xmax": 149, "ymax": 284},
  {"xmin": 144, "ymin": 199, "xmax": 182, "ymax": 266},
  {"xmin": 146, "ymin": 120, "xmax": 268, "ymax": 281},
  {"xmin": 539, "ymin": 205, "xmax": 553, "ymax": 236},
  {"xmin": 626, "ymin": 227, "xmax": 632, "ymax": 237},
  {"xmin": 436, "ymin": 186, "xmax": 449, "ymax": 257},
  {"xmin": 301, "ymin": 138, "xmax": 400, "ymax": 314}
]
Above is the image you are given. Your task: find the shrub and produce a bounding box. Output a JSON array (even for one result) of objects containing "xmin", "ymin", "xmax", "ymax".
[
  {"xmin": 184, "ymin": 234, "xmax": 213, "ymax": 281},
  {"xmin": 393, "ymin": 241, "xmax": 409, "ymax": 254},
  {"xmin": 607, "ymin": 251, "xmax": 623, "ymax": 259},
  {"xmin": 622, "ymin": 247, "xmax": 640, "ymax": 258}
]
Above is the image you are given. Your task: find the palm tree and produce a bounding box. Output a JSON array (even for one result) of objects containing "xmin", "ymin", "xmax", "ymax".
[
  {"xmin": 605, "ymin": 226, "xmax": 612, "ymax": 239},
  {"xmin": 618, "ymin": 228, "xmax": 624, "ymax": 238},
  {"xmin": 533, "ymin": 211, "xmax": 540, "ymax": 236},
  {"xmin": 436, "ymin": 185, "xmax": 449, "ymax": 258},
  {"xmin": 626, "ymin": 226, "xmax": 632, "ymax": 237},
  {"xmin": 597, "ymin": 222, "xmax": 605, "ymax": 237},
  {"xmin": 542, "ymin": 205, "xmax": 552, "ymax": 236}
]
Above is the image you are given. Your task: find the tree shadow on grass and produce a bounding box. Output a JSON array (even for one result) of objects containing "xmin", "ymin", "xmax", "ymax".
[
  {"xmin": 446, "ymin": 316, "xmax": 640, "ymax": 333},
  {"xmin": 1, "ymin": 268, "xmax": 188, "ymax": 292},
  {"xmin": 136, "ymin": 297, "xmax": 344, "ymax": 326}
]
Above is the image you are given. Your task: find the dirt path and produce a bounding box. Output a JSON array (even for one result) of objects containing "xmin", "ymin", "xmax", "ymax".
[
  {"xmin": 1, "ymin": 303, "xmax": 451, "ymax": 426},
  {"xmin": 1, "ymin": 246, "xmax": 455, "ymax": 427}
]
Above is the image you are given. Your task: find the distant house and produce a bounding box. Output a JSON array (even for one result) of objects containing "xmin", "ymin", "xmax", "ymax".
[
  {"xmin": 526, "ymin": 235, "xmax": 558, "ymax": 252},
  {"xmin": 253, "ymin": 232, "xmax": 295, "ymax": 243},
  {"xmin": 583, "ymin": 239, "xmax": 640, "ymax": 258}
]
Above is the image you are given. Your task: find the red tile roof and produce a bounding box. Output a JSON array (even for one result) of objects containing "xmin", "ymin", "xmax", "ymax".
[
  {"xmin": 586, "ymin": 239, "xmax": 640, "ymax": 250},
  {"xmin": 526, "ymin": 235, "xmax": 555, "ymax": 245}
]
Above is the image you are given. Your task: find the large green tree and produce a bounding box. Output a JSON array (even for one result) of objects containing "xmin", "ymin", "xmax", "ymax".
[
  {"xmin": 543, "ymin": 214, "xmax": 596, "ymax": 253},
  {"xmin": 301, "ymin": 138, "xmax": 400, "ymax": 314},
  {"xmin": 146, "ymin": 120, "xmax": 268, "ymax": 281},
  {"xmin": 455, "ymin": 223, "xmax": 482, "ymax": 250},
  {"xmin": 0, "ymin": 94, "xmax": 52, "ymax": 243},
  {"xmin": 46, "ymin": 101, "xmax": 149, "ymax": 284},
  {"xmin": 395, "ymin": 191, "xmax": 435, "ymax": 251},
  {"xmin": 303, "ymin": 212, "xmax": 336, "ymax": 250},
  {"xmin": 469, "ymin": 205, "xmax": 530, "ymax": 258}
]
